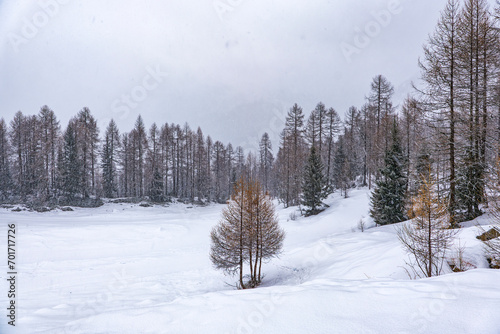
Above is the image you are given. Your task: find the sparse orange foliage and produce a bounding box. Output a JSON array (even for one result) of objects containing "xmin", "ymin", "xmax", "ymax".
[
  {"xmin": 210, "ymin": 175, "xmax": 285, "ymax": 289},
  {"xmin": 398, "ymin": 172, "xmax": 456, "ymax": 278}
]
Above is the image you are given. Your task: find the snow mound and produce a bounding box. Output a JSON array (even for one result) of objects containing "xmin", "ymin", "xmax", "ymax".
[{"xmin": 1, "ymin": 188, "xmax": 500, "ymax": 333}]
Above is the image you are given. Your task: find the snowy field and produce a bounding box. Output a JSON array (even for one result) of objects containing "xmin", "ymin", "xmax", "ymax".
[{"xmin": 1, "ymin": 188, "xmax": 500, "ymax": 333}]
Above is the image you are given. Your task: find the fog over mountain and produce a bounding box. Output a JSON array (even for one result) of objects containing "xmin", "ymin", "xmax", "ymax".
[{"xmin": 1, "ymin": 0, "xmax": 494, "ymax": 149}]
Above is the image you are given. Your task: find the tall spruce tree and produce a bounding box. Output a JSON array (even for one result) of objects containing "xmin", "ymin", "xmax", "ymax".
[
  {"xmin": 258, "ymin": 132, "xmax": 274, "ymax": 193},
  {"xmin": 38, "ymin": 106, "xmax": 60, "ymax": 199},
  {"xmin": 0, "ymin": 118, "xmax": 12, "ymax": 200},
  {"xmin": 76, "ymin": 107, "xmax": 99, "ymax": 198},
  {"xmin": 370, "ymin": 120, "xmax": 407, "ymax": 225},
  {"xmin": 301, "ymin": 146, "xmax": 329, "ymax": 216},
  {"xmin": 276, "ymin": 103, "xmax": 307, "ymax": 207},
  {"xmin": 453, "ymin": 0, "xmax": 498, "ymax": 222},
  {"xmin": 101, "ymin": 119, "xmax": 120, "ymax": 198},
  {"xmin": 367, "ymin": 74, "xmax": 395, "ymax": 178},
  {"xmin": 456, "ymin": 148, "xmax": 483, "ymax": 220},
  {"xmin": 325, "ymin": 107, "xmax": 342, "ymax": 186},
  {"xmin": 333, "ymin": 135, "xmax": 350, "ymax": 198},
  {"xmin": 149, "ymin": 168, "xmax": 164, "ymax": 202},
  {"xmin": 61, "ymin": 121, "xmax": 82, "ymax": 199}
]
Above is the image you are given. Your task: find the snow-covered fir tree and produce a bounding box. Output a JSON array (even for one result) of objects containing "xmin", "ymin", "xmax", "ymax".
[
  {"xmin": 456, "ymin": 148, "xmax": 484, "ymax": 221},
  {"xmin": 101, "ymin": 119, "xmax": 120, "ymax": 198},
  {"xmin": 60, "ymin": 121, "xmax": 82, "ymax": 199},
  {"xmin": 370, "ymin": 120, "xmax": 407, "ymax": 225},
  {"xmin": 301, "ymin": 146, "xmax": 329, "ymax": 216},
  {"xmin": 332, "ymin": 135, "xmax": 350, "ymax": 198},
  {"xmin": 38, "ymin": 105, "xmax": 60, "ymax": 199},
  {"xmin": 258, "ymin": 132, "xmax": 274, "ymax": 193},
  {"xmin": 0, "ymin": 118, "xmax": 12, "ymax": 200}
]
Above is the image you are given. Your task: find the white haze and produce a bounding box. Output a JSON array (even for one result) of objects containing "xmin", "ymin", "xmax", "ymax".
[{"xmin": 0, "ymin": 0, "xmax": 496, "ymax": 150}]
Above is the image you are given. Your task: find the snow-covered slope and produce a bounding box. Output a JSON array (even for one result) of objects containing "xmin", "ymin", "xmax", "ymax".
[{"xmin": 1, "ymin": 188, "xmax": 500, "ymax": 333}]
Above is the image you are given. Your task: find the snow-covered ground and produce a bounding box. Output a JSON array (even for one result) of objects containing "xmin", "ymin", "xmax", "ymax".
[{"xmin": 1, "ymin": 188, "xmax": 500, "ymax": 333}]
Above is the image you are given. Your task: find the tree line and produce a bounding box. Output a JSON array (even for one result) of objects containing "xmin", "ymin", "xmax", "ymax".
[
  {"xmin": 0, "ymin": 86, "xmax": 391, "ymax": 209},
  {"xmin": 371, "ymin": 0, "xmax": 500, "ymax": 226},
  {"xmin": 0, "ymin": 0, "xmax": 499, "ymax": 223},
  {"xmin": 370, "ymin": 0, "xmax": 500, "ymax": 279},
  {"xmin": 0, "ymin": 108, "xmax": 267, "ymax": 206},
  {"xmin": 0, "ymin": 81, "xmax": 383, "ymax": 208}
]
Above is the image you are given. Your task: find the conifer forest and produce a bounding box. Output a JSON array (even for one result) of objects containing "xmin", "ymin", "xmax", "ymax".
[
  {"xmin": 1, "ymin": 0, "xmax": 500, "ymax": 226},
  {"xmin": 2, "ymin": 1, "xmax": 500, "ymax": 333}
]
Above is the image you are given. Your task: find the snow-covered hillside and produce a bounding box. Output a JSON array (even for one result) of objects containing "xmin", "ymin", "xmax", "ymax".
[{"xmin": 1, "ymin": 188, "xmax": 500, "ymax": 333}]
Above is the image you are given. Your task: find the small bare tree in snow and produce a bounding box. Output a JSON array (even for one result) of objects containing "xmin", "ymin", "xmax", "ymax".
[
  {"xmin": 480, "ymin": 158, "xmax": 500, "ymax": 267},
  {"xmin": 397, "ymin": 170, "xmax": 457, "ymax": 278},
  {"xmin": 210, "ymin": 176, "xmax": 285, "ymax": 289}
]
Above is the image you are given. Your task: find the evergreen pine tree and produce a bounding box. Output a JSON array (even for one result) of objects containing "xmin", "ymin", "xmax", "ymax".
[
  {"xmin": 101, "ymin": 141, "xmax": 113, "ymax": 197},
  {"xmin": 370, "ymin": 120, "xmax": 407, "ymax": 225},
  {"xmin": 301, "ymin": 146, "xmax": 329, "ymax": 216},
  {"xmin": 101, "ymin": 119, "xmax": 120, "ymax": 198},
  {"xmin": 0, "ymin": 118, "xmax": 12, "ymax": 200},
  {"xmin": 149, "ymin": 168, "xmax": 164, "ymax": 202},
  {"xmin": 276, "ymin": 103, "xmax": 307, "ymax": 207},
  {"xmin": 456, "ymin": 148, "xmax": 484, "ymax": 221},
  {"xmin": 55, "ymin": 143, "xmax": 64, "ymax": 196},
  {"xmin": 62, "ymin": 122, "xmax": 82, "ymax": 199},
  {"xmin": 333, "ymin": 135, "xmax": 350, "ymax": 197},
  {"xmin": 258, "ymin": 132, "xmax": 274, "ymax": 193},
  {"xmin": 38, "ymin": 106, "xmax": 60, "ymax": 199},
  {"xmin": 76, "ymin": 107, "xmax": 99, "ymax": 198}
]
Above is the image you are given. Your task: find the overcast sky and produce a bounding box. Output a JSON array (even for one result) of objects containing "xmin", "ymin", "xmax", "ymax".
[{"xmin": 0, "ymin": 0, "xmax": 497, "ymax": 152}]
